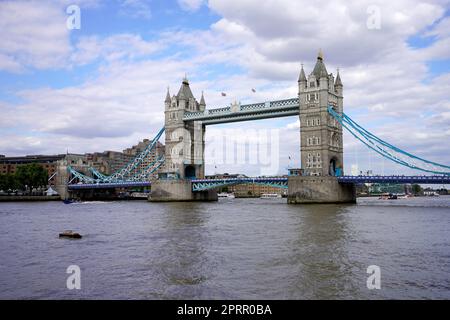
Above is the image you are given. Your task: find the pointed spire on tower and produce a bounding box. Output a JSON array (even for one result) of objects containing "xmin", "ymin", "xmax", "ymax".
[
  {"xmin": 318, "ymin": 48, "xmax": 324, "ymax": 60},
  {"xmin": 335, "ymin": 68, "xmax": 343, "ymax": 87},
  {"xmin": 199, "ymin": 91, "xmax": 206, "ymax": 106},
  {"xmin": 177, "ymin": 74, "xmax": 194, "ymax": 100},
  {"xmin": 298, "ymin": 63, "xmax": 306, "ymax": 82},
  {"xmin": 165, "ymin": 87, "xmax": 171, "ymax": 103},
  {"xmin": 312, "ymin": 49, "xmax": 328, "ymax": 79},
  {"xmin": 182, "ymin": 73, "xmax": 189, "ymax": 84}
]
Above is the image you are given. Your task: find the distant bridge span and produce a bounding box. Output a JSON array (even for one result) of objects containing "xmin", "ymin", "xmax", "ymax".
[{"xmin": 67, "ymin": 175, "xmax": 450, "ymax": 191}]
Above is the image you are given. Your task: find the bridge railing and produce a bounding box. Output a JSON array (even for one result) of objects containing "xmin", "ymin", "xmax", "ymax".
[
  {"xmin": 337, "ymin": 175, "xmax": 450, "ymax": 184},
  {"xmin": 240, "ymin": 102, "xmax": 266, "ymax": 111},
  {"xmin": 208, "ymin": 106, "xmax": 231, "ymax": 115},
  {"xmin": 191, "ymin": 177, "xmax": 289, "ymax": 191},
  {"xmin": 183, "ymin": 98, "xmax": 300, "ymax": 120}
]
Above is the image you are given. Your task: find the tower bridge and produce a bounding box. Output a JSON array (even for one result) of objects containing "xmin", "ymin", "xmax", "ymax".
[{"xmin": 61, "ymin": 51, "xmax": 450, "ymax": 203}]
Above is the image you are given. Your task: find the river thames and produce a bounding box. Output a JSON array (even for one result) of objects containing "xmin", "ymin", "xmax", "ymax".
[{"xmin": 0, "ymin": 196, "xmax": 449, "ymax": 299}]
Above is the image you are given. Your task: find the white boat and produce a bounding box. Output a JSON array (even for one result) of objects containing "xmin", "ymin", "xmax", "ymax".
[
  {"xmin": 218, "ymin": 193, "xmax": 235, "ymax": 198},
  {"xmin": 260, "ymin": 193, "xmax": 282, "ymax": 199}
]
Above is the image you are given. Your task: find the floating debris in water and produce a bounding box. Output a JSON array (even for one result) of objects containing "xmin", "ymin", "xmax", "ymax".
[{"xmin": 59, "ymin": 230, "xmax": 82, "ymax": 239}]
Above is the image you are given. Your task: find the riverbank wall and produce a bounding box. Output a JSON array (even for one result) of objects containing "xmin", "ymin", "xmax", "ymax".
[{"xmin": 0, "ymin": 195, "xmax": 61, "ymax": 202}]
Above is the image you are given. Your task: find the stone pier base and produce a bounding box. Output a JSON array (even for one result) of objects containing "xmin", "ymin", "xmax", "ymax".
[
  {"xmin": 288, "ymin": 176, "xmax": 356, "ymax": 204},
  {"xmin": 54, "ymin": 163, "xmax": 70, "ymax": 200},
  {"xmin": 149, "ymin": 179, "xmax": 217, "ymax": 202}
]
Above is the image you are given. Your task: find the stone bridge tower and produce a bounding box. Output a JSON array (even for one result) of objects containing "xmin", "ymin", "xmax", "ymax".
[
  {"xmin": 150, "ymin": 76, "xmax": 216, "ymax": 202},
  {"xmin": 162, "ymin": 76, "xmax": 205, "ymax": 180},
  {"xmin": 298, "ymin": 50, "xmax": 344, "ymax": 176},
  {"xmin": 288, "ymin": 51, "xmax": 354, "ymax": 204}
]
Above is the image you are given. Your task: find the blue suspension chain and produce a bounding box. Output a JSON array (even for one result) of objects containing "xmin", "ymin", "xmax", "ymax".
[
  {"xmin": 68, "ymin": 126, "xmax": 166, "ymax": 183},
  {"xmin": 342, "ymin": 113, "xmax": 450, "ymax": 169},
  {"xmin": 328, "ymin": 106, "xmax": 450, "ymax": 175}
]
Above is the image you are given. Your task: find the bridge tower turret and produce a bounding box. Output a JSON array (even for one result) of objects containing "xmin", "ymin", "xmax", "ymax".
[
  {"xmin": 298, "ymin": 64, "xmax": 307, "ymax": 92},
  {"xmin": 298, "ymin": 50, "xmax": 344, "ymax": 176},
  {"xmin": 162, "ymin": 76, "xmax": 205, "ymax": 180}
]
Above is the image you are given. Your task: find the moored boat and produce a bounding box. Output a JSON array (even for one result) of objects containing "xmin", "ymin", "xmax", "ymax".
[
  {"xmin": 379, "ymin": 193, "xmax": 398, "ymax": 200},
  {"xmin": 260, "ymin": 193, "xmax": 282, "ymax": 199},
  {"xmin": 218, "ymin": 192, "xmax": 235, "ymax": 198}
]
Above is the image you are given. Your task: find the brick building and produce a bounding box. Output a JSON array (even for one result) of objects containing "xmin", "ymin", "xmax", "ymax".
[
  {"xmin": 0, "ymin": 154, "xmax": 77, "ymax": 185},
  {"xmin": 85, "ymin": 151, "xmax": 133, "ymax": 175}
]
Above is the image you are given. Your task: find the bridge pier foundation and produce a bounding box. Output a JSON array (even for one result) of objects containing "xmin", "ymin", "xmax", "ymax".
[
  {"xmin": 55, "ymin": 163, "xmax": 70, "ymax": 200},
  {"xmin": 287, "ymin": 176, "xmax": 356, "ymax": 204},
  {"xmin": 149, "ymin": 179, "xmax": 217, "ymax": 202}
]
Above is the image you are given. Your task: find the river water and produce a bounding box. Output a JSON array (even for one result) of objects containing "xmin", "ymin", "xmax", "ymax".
[{"xmin": 0, "ymin": 196, "xmax": 449, "ymax": 299}]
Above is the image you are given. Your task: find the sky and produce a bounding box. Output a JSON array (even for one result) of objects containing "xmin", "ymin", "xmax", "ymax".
[{"xmin": 0, "ymin": 0, "xmax": 449, "ymax": 176}]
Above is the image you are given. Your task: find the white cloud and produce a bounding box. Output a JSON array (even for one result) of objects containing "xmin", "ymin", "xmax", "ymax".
[
  {"xmin": 208, "ymin": 0, "xmax": 445, "ymax": 66},
  {"xmin": 71, "ymin": 34, "xmax": 164, "ymax": 65},
  {"xmin": 119, "ymin": 0, "xmax": 152, "ymax": 19},
  {"xmin": 0, "ymin": 53, "xmax": 23, "ymax": 73},
  {"xmin": 178, "ymin": 0, "xmax": 205, "ymax": 12},
  {"xmin": 0, "ymin": 0, "xmax": 72, "ymax": 72},
  {"xmin": 0, "ymin": 0, "xmax": 104, "ymax": 73}
]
